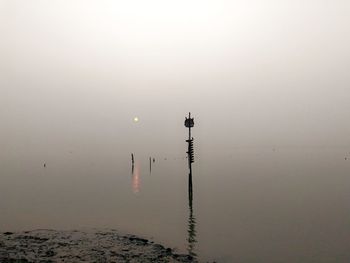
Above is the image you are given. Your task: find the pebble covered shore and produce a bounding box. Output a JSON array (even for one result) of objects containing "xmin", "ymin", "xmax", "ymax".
[{"xmin": 0, "ymin": 229, "xmax": 196, "ymax": 263}]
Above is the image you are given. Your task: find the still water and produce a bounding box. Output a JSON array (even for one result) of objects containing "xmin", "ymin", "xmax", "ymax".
[{"xmin": 1, "ymin": 147, "xmax": 350, "ymax": 262}]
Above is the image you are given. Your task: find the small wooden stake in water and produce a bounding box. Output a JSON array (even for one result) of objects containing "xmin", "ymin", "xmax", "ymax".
[{"xmin": 131, "ymin": 153, "xmax": 134, "ymax": 174}]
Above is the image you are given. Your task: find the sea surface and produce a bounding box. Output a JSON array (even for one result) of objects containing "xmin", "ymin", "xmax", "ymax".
[{"xmin": 1, "ymin": 147, "xmax": 350, "ymax": 262}]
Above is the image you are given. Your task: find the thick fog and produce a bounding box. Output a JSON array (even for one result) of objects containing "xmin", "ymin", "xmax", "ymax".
[{"xmin": 1, "ymin": 0, "xmax": 350, "ymax": 161}]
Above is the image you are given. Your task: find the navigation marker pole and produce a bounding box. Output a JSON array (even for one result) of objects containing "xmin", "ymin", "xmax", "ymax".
[{"xmin": 184, "ymin": 112, "xmax": 195, "ymax": 199}]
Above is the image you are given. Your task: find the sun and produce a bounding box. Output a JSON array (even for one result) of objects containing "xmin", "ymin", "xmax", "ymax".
[{"xmin": 133, "ymin": 117, "xmax": 139, "ymax": 123}]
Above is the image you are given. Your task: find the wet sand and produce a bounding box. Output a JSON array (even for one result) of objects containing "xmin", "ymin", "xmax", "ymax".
[{"xmin": 0, "ymin": 229, "xmax": 196, "ymax": 263}]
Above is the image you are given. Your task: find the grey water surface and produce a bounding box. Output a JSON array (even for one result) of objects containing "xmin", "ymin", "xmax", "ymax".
[{"xmin": 1, "ymin": 146, "xmax": 350, "ymax": 262}]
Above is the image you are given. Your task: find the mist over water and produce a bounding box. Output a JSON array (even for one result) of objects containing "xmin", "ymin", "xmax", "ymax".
[
  {"xmin": 1, "ymin": 0, "xmax": 350, "ymax": 262},
  {"xmin": 2, "ymin": 147, "xmax": 350, "ymax": 262}
]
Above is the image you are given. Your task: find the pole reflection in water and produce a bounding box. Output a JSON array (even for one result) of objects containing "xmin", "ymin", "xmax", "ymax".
[
  {"xmin": 187, "ymin": 169, "xmax": 197, "ymax": 261},
  {"xmin": 131, "ymin": 162, "xmax": 141, "ymax": 194},
  {"xmin": 149, "ymin": 157, "xmax": 152, "ymax": 174}
]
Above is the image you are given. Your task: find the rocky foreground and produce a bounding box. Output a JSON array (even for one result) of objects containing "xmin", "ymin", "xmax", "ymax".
[{"xmin": 0, "ymin": 229, "xmax": 196, "ymax": 263}]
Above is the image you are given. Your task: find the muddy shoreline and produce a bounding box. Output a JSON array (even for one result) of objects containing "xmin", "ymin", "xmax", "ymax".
[{"xmin": 0, "ymin": 229, "xmax": 198, "ymax": 262}]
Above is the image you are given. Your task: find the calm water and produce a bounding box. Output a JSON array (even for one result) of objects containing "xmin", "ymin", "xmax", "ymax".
[{"xmin": 1, "ymin": 147, "xmax": 350, "ymax": 262}]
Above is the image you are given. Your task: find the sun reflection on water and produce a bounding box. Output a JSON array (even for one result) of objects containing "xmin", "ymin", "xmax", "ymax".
[{"xmin": 132, "ymin": 162, "xmax": 141, "ymax": 194}]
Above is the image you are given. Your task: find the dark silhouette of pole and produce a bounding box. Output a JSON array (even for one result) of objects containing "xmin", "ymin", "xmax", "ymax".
[
  {"xmin": 184, "ymin": 112, "xmax": 195, "ymax": 189},
  {"xmin": 131, "ymin": 153, "xmax": 134, "ymax": 174},
  {"xmin": 185, "ymin": 112, "xmax": 194, "ymax": 169},
  {"xmin": 188, "ymin": 112, "xmax": 191, "ymax": 141},
  {"xmin": 184, "ymin": 112, "xmax": 197, "ymax": 261}
]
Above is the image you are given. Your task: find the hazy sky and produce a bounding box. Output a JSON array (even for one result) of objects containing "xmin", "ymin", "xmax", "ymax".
[{"xmin": 1, "ymin": 0, "xmax": 350, "ymax": 158}]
